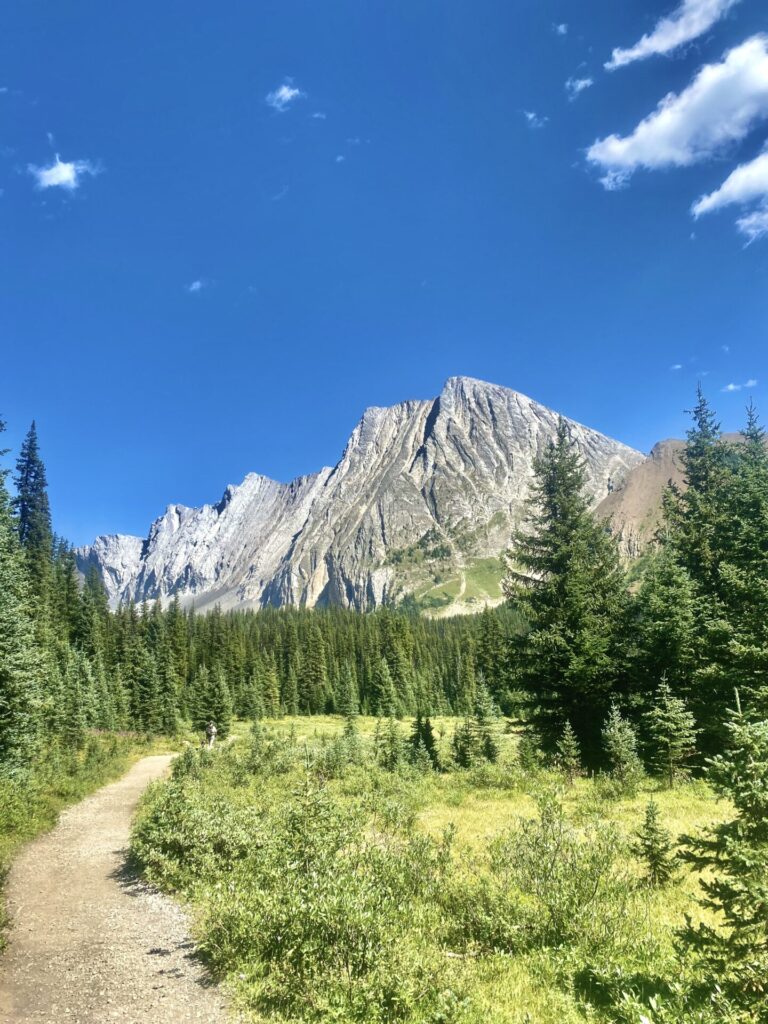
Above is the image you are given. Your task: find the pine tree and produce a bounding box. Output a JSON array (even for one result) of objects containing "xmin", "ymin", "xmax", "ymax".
[
  {"xmin": 408, "ymin": 714, "xmax": 440, "ymax": 770},
  {"xmin": 337, "ymin": 662, "xmax": 359, "ymax": 718},
  {"xmin": 602, "ymin": 703, "xmax": 644, "ymax": 795},
  {"xmin": 555, "ymin": 720, "xmax": 582, "ymax": 784},
  {"xmin": 474, "ymin": 679, "xmax": 499, "ymax": 763},
  {"xmin": 372, "ymin": 657, "xmax": 398, "ymax": 717},
  {"xmin": 679, "ymin": 707, "xmax": 768, "ymax": 1012},
  {"xmin": 504, "ymin": 418, "xmax": 628, "ymax": 760},
  {"xmin": 644, "ymin": 679, "xmax": 698, "ymax": 787},
  {"xmin": 12, "ymin": 421, "xmax": 53, "ymax": 603},
  {"xmin": 630, "ymin": 549, "xmax": 697, "ymax": 695},
  {"xmin": 376, "ymin": 717, "xmax": 404, "ymax": 771},
  {"xmin": 0, "ymin": 418, "xmax": 41, "ymax": 773},
  {"xmin": 633, "ymin": 800, "xmax": 677, "ymax": 887},
  {"xmin": 211, "ymin": 667, "xmax": 233, "ymax": 738}
]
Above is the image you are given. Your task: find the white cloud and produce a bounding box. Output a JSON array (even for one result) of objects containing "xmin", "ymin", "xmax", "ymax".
[
  {"xmin": 524, "ymin": 110, "xmax": 548, "ymax": 129},
  {"xmin": 722, "ymin": 378, "xmax": 758, "ymax": 391},
  {"xmin": 606, "ymin": 0, "xmax": 742, "ymax": 70},
  {"xmin": 335, "ymin": 154, "xmax": 345, "ymax": 163},
  {"xmin": 311, "ymin": 111, "xmax": 326, "ymax": 120},
  {"xmin": 746, "ymin": 378, "xmax": 759, "ymax": 387},
  {"xmin": 28, "ymin": 153, "xmax": 98, "ymax": 190},
  {"xmin": 736, "ymin": 205, "xmax": 768, "ymax": 240},
  {"xmin": 554, "ymin": 23, "xmax": 568, "ymax": 36},
  {"xmin": 266, "ymin": 81, "xmax": 304, "ymax": 112},
  {"xmin": 671, "ymin": 363, "xmax": 683, "ymax": 370},
  {"xmin": 566, "ymin": 76, "xmax": 594, "ymax": 101},
  {"xmin": 589, "ymin": 36, "xmax": 768, "ymax": 189},
  {"xmin": 693, "ymin": 149, "xmax": 768, "ymax": 214},
  {"xmin": 692, "ymin": 147, "xmax": 768, "ymax": 240},
  {"xmin": 186, "ymin": 280, "xmax": 204, "ymax": 293}
]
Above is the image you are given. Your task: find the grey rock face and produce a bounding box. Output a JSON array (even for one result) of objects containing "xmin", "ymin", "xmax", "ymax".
[{"xmin": 77, "ymin": 377, "xmax": 644, "ymax": 611}]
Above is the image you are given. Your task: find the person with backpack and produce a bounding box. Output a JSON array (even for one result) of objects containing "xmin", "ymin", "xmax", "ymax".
[{"xmin": 205, "ymin": 721, "xmax": 217, "ymax": 748}]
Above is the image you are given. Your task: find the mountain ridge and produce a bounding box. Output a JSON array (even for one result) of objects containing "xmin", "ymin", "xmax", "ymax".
[{"xmin": 77, "ymin": 377, "xmax": 646, "ymax": 612}]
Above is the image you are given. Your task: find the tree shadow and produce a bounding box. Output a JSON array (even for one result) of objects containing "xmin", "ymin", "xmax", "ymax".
[{"xmin": 108, "ymin": 848, "xmax": 219, "ymax": 990}]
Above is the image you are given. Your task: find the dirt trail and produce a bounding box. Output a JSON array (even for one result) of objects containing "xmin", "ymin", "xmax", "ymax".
[{"xmin": 0, "ymin": 754, "xmax": 235, "ymax": 1023}]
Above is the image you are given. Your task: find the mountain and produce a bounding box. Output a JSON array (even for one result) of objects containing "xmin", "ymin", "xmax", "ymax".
[
  {"xmin": 595, "ymin": 439, "xmax": 686, "ymax": 557},
  {"xmin": 76, "ymin": 377, "xmax": 645, "ymax": 613}
]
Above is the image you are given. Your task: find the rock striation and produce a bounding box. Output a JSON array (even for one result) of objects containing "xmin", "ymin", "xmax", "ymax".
[{"xmin": 77, "ymin": 377, "xmax": 645, "ymax": 611}]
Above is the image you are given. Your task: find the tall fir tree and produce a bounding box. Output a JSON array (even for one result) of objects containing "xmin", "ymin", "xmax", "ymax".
[
  {"xmin": 504, "ymin": 418, "xmax": 628, "ymax": 759},
  {"xmin": 0, "ymin": 418, "xmax": 41, "ymax": 773},
  {"xmin": 12, "ymin": 422, "xmax": 53, "ymax": 605}
]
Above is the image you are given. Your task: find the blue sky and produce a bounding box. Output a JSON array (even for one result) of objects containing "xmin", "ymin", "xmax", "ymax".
[{"xmin": 2, "ymin": 0, "xmax": 768, "ymax": 545}]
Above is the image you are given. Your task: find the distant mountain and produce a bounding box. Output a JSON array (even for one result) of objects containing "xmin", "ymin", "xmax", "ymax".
[
  {"xmin": 595, "ymin": 439, "xmax": 686, "ymax": 557},
  {"xmin": 77, "ymin": 377, "xmax": 645, "ymax": 613}
]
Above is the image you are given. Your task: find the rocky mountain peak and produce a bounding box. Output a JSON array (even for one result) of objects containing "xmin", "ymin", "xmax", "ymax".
[{"xmin": 78, "ymin": 378, "xmax": 645, "ymax": 613}]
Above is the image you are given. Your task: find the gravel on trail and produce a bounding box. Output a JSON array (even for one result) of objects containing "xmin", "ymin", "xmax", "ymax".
[{"xmin": 0, "ymin": 754, "xmax": 237, "ymax": 1024}]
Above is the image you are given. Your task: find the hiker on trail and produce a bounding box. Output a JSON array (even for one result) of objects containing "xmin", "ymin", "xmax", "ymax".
[{"xmin": 205, "ymin": 721, "xmax": 217, "ymax": 748}]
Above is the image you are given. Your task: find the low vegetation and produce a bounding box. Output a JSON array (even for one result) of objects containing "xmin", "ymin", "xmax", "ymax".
[{"xmin": 132, "ymin": 713, "xmax": 752, "ymax": 1024}]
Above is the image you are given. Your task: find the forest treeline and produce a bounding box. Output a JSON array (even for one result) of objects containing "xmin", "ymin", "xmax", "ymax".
[{"xmin": 2, "ymin": 387, "xmax": 768, "ymax": 776}]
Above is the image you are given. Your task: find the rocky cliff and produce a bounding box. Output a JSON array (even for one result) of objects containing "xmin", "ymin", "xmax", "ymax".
[{"xmin": 77, "ymin": 377, "xmax": 645, "ymax": 612}]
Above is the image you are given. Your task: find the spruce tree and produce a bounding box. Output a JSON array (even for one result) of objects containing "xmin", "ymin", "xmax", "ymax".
[
  {"xmin": 644, "ymin": 679, "xmax": 698, "ymax": 787},
  {"xmin": 602, "ymin": 703, "xmax": 644, "ymax": 795},
  {"xmin": 0, "ymin": 418, "xmax": 41, "ymax": 773},
  {"xmin": 408, "ymin": 714, "xmax": 440, "ymax": 770},
  {"xmin": 372, "ymin": 657, "xmax": 398, "ymax": 717},
  {"xmin": 474, "ymin": 679, "xmax": 499, "ymax": 763},
  {"xmin": 504, "ymin": 418, "xmax": 628, "ymax": 760},
  {"xmin": 211, "ymin": 667, "xmax": 233, "ymax": 737},
  {"xmin": 12, "ymin": 421, "xmax": 53, "ymax": 602},
  {"xmin": 679, "ymin": 708, "xmax": 768, "ymax": 1013},
  {"xmin": 633, "ymin": 800, "xmax": 677, "ymax": 887},
  {"xmin": 555, "ymin": 720, "xmax": 582, "ymax": 784}
]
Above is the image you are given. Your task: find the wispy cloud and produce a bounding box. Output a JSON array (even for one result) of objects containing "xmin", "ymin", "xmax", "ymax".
[
  {"xmin": 693, "ymin": 148, "xmax": 768, "ymax": 241},
  {"xmin": 28, "ymin": 153, "xmax": 99, "ymax": 191},
  {"xmin": 524, "ymin": 110, "xmax": 548, "ymax": 129},
  {"xmin": 566, "ymin": 76, "xmax": 593, "ymax": 101},
  {"xmin": 335, "ymin": 154, "xmax": 345, "ymax": 163},
  {"xmin": 266, "ymin": 80, "xmax": 304, "ymax": 113},
  {"xmin": 554, "ymin": 23, "xmax": 568, "ymax": 37},
  {"xmin": 735, "ymin": 205, "xmax": 768, "ymax": 241},
  {"xmin": 589, "ymin": 36, "xmax": 768, "ymax": 190},
  {"xmin": 723, "ymin": 344, "xmax": 731, "ymax": 353},
  {"xmin": 606, "ymin": 0, "xmax": 742, "ymax": 70},
  {"xmin": 311, "ymin": 111, "xmax": 326, "ymax": 120},
  {"xmin": 186, "ymin": 280, "xmax": 205, "ymax": 294},
  {"xmin": 671, "ymin": 363, "xmax": 683, "ymax": 370},
  {"xmin": 722, "ymin": 378, "xmax": 758, "ymax": 392}
]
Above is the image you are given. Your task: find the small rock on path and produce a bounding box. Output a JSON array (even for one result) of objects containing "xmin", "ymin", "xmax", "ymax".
[{"xmin": 0, "ymin": 754, "xmax": 236, "ymax": 1023}]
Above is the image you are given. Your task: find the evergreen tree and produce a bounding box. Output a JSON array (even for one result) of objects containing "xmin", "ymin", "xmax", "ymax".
[
  {"xmin": 408, "ymin": 714, "xmax": 440, "ymax": 770},
  {"xmin": 602, "ymin": 703, "xmax": 644, "ymax": 795},
  {"xmin": 633, "ymin": 799, "xmax": 677, "ymax": 887},
  {"xmin": 504, "ymin": 418, "xmax": 628, "ymax": 760},
  {"xmin": 629, "ymin": 550, "xmax": 697, "ymax": 696},
  {"xmin": 679, "ymin": 707, "xmax": 768, "ymax": 1013},
  {"xmin": 211, "ymin": 667, "xmax": 233, "ymax": 738},
  {"xmin": 12, "ymin": 421, "xmax": 53, "ymax": 602},
  {"xmin": 474, "ymin": 679, "xmax": 499, "ymax": 763},
  {"xmin": 0, "ymin": 418, "xmax": 40, "ymax": 773},
  {"xmin": 376, "ymin": 716, "xmax": 404, "ymax": 771},
  {"xmin": 644, "ymin": 679, "xmax": 698, "ymax": 787},
  {"xmin": 554, "ymin": 720, "xmax": 582, "ymax": 784},
  {"xmin": 337, "ymin": 662, "xmax": 359, "ymax": 718},
  {"xmin": 372, "ymin": 657, "xmax": 397, "ymax": 717}
]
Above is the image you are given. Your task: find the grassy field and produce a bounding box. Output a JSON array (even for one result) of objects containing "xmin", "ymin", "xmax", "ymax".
[{"xmin": 132, "ymin": 715, "xmax": 729, "ymax": 1024}]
